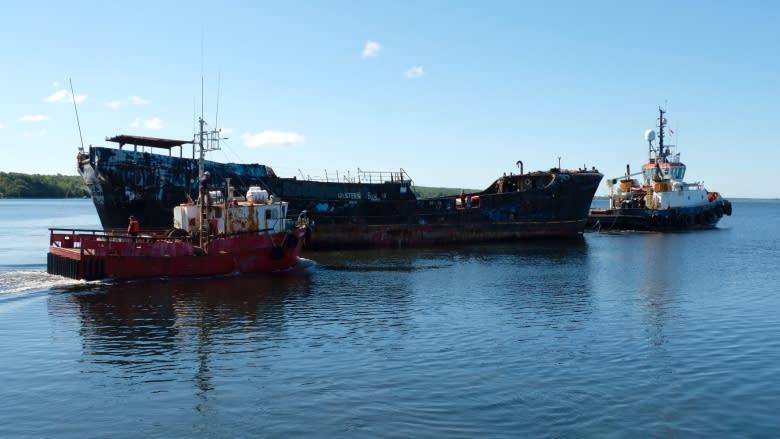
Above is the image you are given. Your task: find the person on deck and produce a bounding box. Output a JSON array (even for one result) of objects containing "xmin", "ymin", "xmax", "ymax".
[
  {"xmin": 199, "ymin": 171, "xmax": 212, "ymax": 206},
  {"xmin": 127, "ymin": 215, "xmax": 140, "ymax": 236}
]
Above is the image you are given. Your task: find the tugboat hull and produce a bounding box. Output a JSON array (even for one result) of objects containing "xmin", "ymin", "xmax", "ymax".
[
  {"xmin": 589, "ymin": 199, "xmax": 733, "ymax": 232},
  {"xmin": 47, "ymin": 227, "xmax": 308, "ymax": 281}
]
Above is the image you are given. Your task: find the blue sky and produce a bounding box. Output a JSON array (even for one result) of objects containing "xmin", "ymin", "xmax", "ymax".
[{"xmin": 2, "ymin": 1, "xmax": 778, "ymax": 198}]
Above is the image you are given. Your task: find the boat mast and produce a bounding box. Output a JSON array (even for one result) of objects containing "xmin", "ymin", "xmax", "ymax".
[
  {"xmin": 198, "ymin": 117, "xmax": 205, "ymax": 178},
  {"xmin": 657, "ymin": 107, "xmax": 666, "ymax": 163}
]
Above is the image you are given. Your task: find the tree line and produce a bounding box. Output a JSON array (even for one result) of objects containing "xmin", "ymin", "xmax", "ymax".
[
  {"xmin": 0, "ymin": 171, "xmax": 471, "ymax": 200},
  {"xmin": 0, "ymin": 172, "xmax": 89, "ymax": 198}
]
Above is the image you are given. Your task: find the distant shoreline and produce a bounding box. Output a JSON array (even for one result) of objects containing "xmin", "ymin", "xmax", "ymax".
[
  {"xmin": 0, "ymin": 172, "xmax": 88, "ymax": 199},
  {"xmin": 0, "ymin": 172, "xmax": 773, "ymax": 201}
]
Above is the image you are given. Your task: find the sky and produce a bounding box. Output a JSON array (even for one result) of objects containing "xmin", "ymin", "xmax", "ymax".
[{"xmin": 2, "ymin": 1, "xmax": 778, "ymax": 198}]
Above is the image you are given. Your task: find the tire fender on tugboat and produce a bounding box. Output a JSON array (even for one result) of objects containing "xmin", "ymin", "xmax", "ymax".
[{"xmin": 650, "ymin": 214, "xmax": 659, "ymax": 227}]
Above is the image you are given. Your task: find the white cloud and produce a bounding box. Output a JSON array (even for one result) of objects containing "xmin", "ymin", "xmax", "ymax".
[
  {"xmin": 46, "ymin": 89, "xmax": 68, "ymax": 102},
  {"xmin": 130, "ymin": 96, "xmax": 150, "ymax": 105},
  {"xmin": 0, "ymin": 122, "xmax": 3, "ymax": 129},
  {"xmin": 52, "ymin": 81, "xmax": 60, "ymax": 88},
  {"xmin": 241, "ymin": 130, "xmax": 304, "ymax": 147},
  {"xmin": 404, "ymin": 66, "xmax": 425, "ymax": 79},
  {"xmin": 362, "ymin": 40, "xmax": 382, "ymax": 58},
  {"xmin": 20, "ymin": 115, "xmax": 49, "ymax": 122},
  {"xmin": 106, "ymin": 100, "xmax": 122, "ymax": 110},
  {"xmin": 144, "ymin": 118, "xmax": 163, "ymax": 129},
  {"xmin": 23, "ymin": 129, "xmax": 47, "ymax": 137},
  {"xmin": 45, "ymin": 89, "xmax": 87, "ymax": 104},
  {"xmin": 128, "ymin": 117, "xmax": 162, "ymax": 129}
]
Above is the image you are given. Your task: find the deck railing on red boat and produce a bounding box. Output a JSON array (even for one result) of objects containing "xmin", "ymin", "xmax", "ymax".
[{"xmin": 48, "ymin": 223, "xmax": 297, "ymax": 251}]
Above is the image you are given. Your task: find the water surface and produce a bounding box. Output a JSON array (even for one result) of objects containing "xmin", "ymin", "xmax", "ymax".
[{"xmin": 1, "ymin": 199, "xmax": 778, "ymax": 437}]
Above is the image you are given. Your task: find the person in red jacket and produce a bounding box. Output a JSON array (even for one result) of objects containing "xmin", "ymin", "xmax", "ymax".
[{"xmin": 127, "ymin": 215, "xmax": 140, "ymax": 236}]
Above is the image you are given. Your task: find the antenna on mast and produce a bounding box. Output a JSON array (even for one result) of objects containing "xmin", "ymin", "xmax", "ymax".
[
  {"xmin": 215, "ymin": 72, "xmax": 221, "ymax": 130},
  {"xmin": 69, "ymin": 78, "xmax": 85, "ymax": 152},
  {"xmin": 198, "ymin": 75, "xmax": 205, "ymax": 179}
]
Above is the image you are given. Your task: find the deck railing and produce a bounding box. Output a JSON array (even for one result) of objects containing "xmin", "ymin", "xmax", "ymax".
[{"xmin": 296, "ymin": 168, "xmax": 413, "ymax": 184}]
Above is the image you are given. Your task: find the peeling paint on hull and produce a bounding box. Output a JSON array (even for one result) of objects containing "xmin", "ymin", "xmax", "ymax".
[{"xmin": 78, "ymin": 146, "xmax": 603, "ymax": 249}]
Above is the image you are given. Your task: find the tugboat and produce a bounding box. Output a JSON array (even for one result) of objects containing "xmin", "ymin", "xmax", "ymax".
[
  {"xmin": 46, "ymin": 186, "xmax": 311, "ymax": 281},
  {"xmin": 589, "ymin": 108, "xmax": 732, "ymax": 231}
]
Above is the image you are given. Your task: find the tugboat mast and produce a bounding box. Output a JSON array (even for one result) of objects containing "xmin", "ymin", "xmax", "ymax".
[
  {"xmin": 198, "ymin": 117, "xmax": 206, "ymax": 178},
  {"xmin": 195, "ymin": 117, "xmax": 221, "ymax": 178},
  {"xmin": 658, "ymin": 107, "xmax": 665, "ymax": 160}
]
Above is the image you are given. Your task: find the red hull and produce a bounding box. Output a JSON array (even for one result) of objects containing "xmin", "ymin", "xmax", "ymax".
[{"xmin": 47, "ymin": 227, "xmax": 308, "ymax": 281}]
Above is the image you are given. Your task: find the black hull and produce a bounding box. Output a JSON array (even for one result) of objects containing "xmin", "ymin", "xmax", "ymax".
[
  {"xmin": 587, "ymin": 199, "xmax": 733, "ymax": 232},
  {"xmin": 79, "ymin": 146, "xmax": 603, "ymax": 249},
  {"xmin": 307, "ymin": 220, "xmax": 588, "ymax": 250}
]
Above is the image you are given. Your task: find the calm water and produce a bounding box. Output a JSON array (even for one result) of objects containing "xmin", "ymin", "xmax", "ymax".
[{"xmin": 1, "ymin": 198, "xmax": 778, "ymax": 438}]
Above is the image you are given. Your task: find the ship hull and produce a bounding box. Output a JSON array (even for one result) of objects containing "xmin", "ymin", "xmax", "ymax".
[
  {"xmin": 79, "ymin": 146, "xmax": 603, "ymax": 249},
  {"xmin": 47, "ymin": 227, "xmax": 307, "ymax": 281},
  {"xmin": 310, "ymin": 221, "xmax": 586, "ymax": 249},
  {"xmin": 588, "ymin": 199, "xmax": 732, "ymax": 232}
]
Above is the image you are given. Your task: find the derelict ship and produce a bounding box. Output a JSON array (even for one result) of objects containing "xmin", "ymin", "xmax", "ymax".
[{"xmin": 77, "ymin": 119, "xmax": 603, "ymax": 248}]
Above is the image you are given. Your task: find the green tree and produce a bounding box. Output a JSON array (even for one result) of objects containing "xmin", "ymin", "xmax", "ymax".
[{"xmin": 0, "ymin": 172, "xmax": 89, "ymax": 198}]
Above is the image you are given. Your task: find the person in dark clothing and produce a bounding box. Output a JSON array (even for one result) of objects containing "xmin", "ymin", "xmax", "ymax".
[
  {"xmin": 199, "ymin": 171, "xmax": 212, "ymax": 206},
  {"xmin": 127, "ymin": 215, "xmax": 140, "ymax": 236}
]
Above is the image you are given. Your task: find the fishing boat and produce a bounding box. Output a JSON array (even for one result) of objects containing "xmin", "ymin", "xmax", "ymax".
[
  {"xmin": 46, "ymin": 180, "xmax": 311, "ymax": 281},
  {"xmin": 78, "ymin": 118, "xmax": 603, "ymax": 248},
  {"xmin": 588, "ymin": 108, "xmax": 732, "ymax": 231}
]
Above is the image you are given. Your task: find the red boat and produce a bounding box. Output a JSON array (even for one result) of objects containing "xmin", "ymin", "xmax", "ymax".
[{"xmin": 47, "ymin": 197, "xmax": 311, "ymax": 281}]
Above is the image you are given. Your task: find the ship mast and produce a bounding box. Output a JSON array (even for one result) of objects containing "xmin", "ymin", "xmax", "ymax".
[
  {"xmin": 198, "ymin": 117, "xmax": 205, "ymax": 178},
  {"xmin": 657, "ymin": 107, "xmax": 668, "ymax": 164},
  {"xmin": 195, "ymin": 116, "xmax": 221, "ymax": 249},
  {"xmin": 195, "ymin": 117, "xmax": 221, "ymax": 178}
]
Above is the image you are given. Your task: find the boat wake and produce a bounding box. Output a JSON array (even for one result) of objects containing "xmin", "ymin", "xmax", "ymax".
[{"xmin": 0, "ymin": 270, "xmax": 90, "ymax": 296}]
